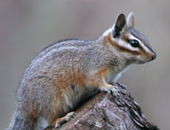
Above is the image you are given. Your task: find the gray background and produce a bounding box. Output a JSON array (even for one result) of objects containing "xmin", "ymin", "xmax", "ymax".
[{"xmin": 0, "ymin": 0, "xmax": 169, "ymax": 129}]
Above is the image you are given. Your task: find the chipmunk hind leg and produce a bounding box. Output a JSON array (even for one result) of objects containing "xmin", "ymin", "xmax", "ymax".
[{"xmin": 50, "ymin": 111, "xmax": 76, "ymax": 128}]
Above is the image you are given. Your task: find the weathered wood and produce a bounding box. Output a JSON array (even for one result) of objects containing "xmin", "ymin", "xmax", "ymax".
[{"xmin": 44, "ymin": 83, "xmax": 159, "ymax": 130}]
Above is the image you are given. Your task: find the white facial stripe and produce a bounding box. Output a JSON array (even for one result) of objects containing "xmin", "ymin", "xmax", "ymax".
[
  {"xmin": 127, "ymin": 34, "xmax": 152, "ymax": 53},
  {"xmin": 103, "ymin": 27, "xmax": 152, "ymax": 54},
  {"xmin": 102, "ymin": 27, "xmax": 113, "ymax": 37},
  {"xmin": 115, "ymin": 38, "xmax": 139, "ymax": 51},
  {"xmin": 103, "ymin": 28, "xmax": 139, "ymax": 52},
  {"xmin": 104, "ymin": 29, "xmax": 139, "ymax": 52}
]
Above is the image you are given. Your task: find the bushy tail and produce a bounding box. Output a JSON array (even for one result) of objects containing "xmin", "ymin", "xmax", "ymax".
[{"xmin": 7, "ymin": 111, "xmax": 35, "ymax": 130}]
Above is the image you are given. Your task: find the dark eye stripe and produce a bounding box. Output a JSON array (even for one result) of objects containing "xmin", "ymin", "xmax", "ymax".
[
  {"xmin": 107, "ymin": 33, "xmax": 140, "ymax": 55},
  {"xmin": 128, "ymin": 28, "xmax": 155, "ymax": 53},
  {"xmin": 122, "ymin": 35, "xmax": 146, "ymax": 53}
]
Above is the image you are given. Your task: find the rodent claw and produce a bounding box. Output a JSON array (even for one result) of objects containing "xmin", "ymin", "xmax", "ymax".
[
  {"xmin": 109, "ymin": 86, "xmax": 120, "ymax": 96},
  {"xmin": 55, "ymin": 112, "xmax": 77, "ymax": 128}
]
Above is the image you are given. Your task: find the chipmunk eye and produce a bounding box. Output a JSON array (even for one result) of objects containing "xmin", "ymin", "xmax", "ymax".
[{"xmin": 128, "ymin": 40, "xmax": 140, "ymax": 47}]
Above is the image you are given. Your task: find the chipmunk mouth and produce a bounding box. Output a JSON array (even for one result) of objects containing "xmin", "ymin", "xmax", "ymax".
[
  {"xmin": 134, "ymin": 58, "xmax": 152, "ymax": 64},
  {"xmin": 139, "ymin": 54, "xmax": 156, "ymax": 64},
  {"xmin": 139, "ymin": 51, "xmax": 157, "ymax": 64},
  {"xmin": 137, "ymin": 60, "xmax": 146, "ymax": 64},
  {"xmin": 147, "ymin": 52, "xmax": 157, "ymax": 62}
]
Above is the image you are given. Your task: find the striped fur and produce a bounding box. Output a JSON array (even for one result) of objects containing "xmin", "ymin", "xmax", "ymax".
[
  {"xmin": 7, "ymin": 12, "xmax": 156, "ymax": 130},
  {"xmin": 102, "ymin": 12, "xmax": 156, "ymax": 64}
]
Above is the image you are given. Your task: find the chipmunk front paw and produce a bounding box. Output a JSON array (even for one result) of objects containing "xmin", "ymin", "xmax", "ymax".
[
  {"xmin": 109, "ymin": 85, "xmax": 120, "ymax": 96},
  {"xmin": 100, "ymin": 83, "xmax": 120, "ymax": 96}
]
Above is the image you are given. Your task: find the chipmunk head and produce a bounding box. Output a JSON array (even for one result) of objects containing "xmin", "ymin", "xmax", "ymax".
[{"xmin": 104, "ymin": 12, "xmax": 156, "ymax": 64}]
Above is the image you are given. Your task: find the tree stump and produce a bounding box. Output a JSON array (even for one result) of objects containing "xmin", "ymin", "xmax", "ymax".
[{"xmin": 44, "ymin": 83, "xmax": 159, "ymax": 130}]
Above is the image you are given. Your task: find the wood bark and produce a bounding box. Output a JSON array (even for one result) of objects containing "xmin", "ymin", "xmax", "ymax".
[{"xmin": 44, "ymin": 83, "xmax": 159, "ymax": 130}]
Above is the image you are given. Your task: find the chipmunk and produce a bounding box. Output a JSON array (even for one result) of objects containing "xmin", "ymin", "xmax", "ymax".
[{"xmin": 7, "ymin": 12, "xmax": 156, "ymax": 130}]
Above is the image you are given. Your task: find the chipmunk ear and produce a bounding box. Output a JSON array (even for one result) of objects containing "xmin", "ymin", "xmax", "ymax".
[
  {"xmin": 127, "ymin": 12, "xmax": 134, "ymax": 28},
  {"xmin": 113, "ymin": 13, "xmax": 127, "ymax": 38}
]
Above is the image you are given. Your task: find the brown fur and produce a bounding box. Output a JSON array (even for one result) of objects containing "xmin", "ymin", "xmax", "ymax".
[{"xmin": 7, "ymin": 12, "xmax": 156, "ymax": 130}]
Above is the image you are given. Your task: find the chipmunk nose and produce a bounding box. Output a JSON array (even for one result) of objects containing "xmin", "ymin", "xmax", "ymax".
[{"xmin": 151, "ymin": 53, "xmax": 157, "ymax": 60}]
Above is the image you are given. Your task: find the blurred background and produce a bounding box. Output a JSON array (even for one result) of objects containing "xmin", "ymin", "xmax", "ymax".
[{"xmin": 0, "ymin": 0, "xmax": 169, "ymax": 129}]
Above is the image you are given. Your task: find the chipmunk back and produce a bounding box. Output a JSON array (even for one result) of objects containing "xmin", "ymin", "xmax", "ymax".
[{"xmin": 7, "ymin": 12, "xmax": 156, "ymax": 130}]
